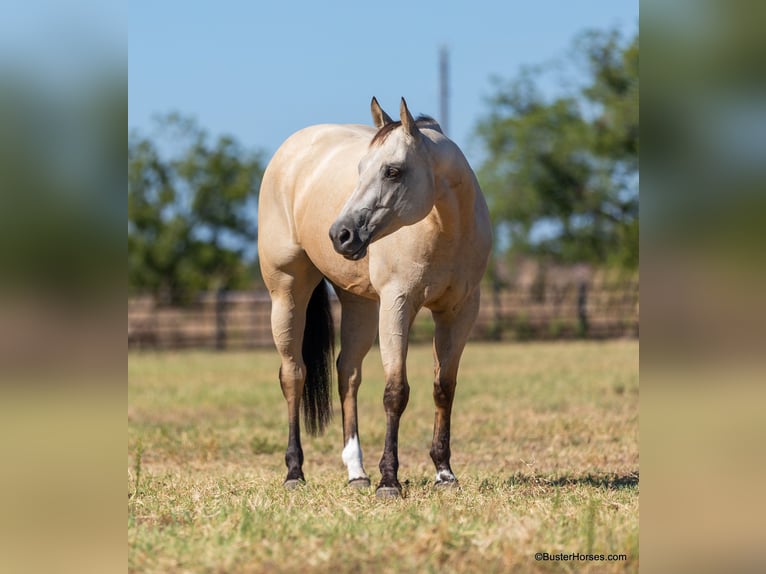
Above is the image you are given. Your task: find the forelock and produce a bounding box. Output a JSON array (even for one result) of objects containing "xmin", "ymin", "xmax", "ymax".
[{"xmin": 369, "ymin": 115, "xmax": 441, "ymax": 148}]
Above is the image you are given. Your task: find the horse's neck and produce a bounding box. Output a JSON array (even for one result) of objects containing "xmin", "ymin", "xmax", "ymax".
[{"xmin": 423, "ymin": 134, "xmax": 480, "ymax": 234}]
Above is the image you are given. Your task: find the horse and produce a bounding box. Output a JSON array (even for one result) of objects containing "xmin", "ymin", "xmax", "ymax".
[{"xmin": 258, "ymin": 97, "xmax": 491, "ymax": 498}]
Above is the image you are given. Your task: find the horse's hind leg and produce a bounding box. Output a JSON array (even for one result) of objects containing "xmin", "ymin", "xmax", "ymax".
[
  {"xmin": 265, "ymin": 261, "xmax": 323, "ymax": 487},
  {"xmin": 429, "ymin": 290, "xmax": 480, "ymax": 488},
  {"xmin": 335, "ymin": 289, "xmax": 378, "ymax": 487}
]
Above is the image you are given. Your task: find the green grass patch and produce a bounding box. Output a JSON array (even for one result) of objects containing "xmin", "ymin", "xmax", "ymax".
[{"xmin": 129, "ymin": 341, "xmax": 638, "ymax": 573}]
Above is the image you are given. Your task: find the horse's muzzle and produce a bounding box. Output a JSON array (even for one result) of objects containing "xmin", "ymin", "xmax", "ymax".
[{"xmin": 329, "ymin": 220, "xmax": 371, "ymax": 260}]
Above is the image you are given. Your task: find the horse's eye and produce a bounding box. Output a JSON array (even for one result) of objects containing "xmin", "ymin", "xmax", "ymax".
[{"xmin": 384, "ymin": 166, "xmax": 401, "ymax": 180}]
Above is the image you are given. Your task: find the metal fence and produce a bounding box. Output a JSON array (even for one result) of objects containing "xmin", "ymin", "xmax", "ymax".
[{"xmin": 128, "ymin": 279, "xmax": 638, "ymax": 350}]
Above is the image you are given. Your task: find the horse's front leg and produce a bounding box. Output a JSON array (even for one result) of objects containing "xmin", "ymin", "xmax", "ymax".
[
  {"xmin": 375, "ymin": 292, "xmax": 416, "ymax": 498},
  {"xmin": 430, "ymin": 289, "xmax": 480, "ymax": 489}
]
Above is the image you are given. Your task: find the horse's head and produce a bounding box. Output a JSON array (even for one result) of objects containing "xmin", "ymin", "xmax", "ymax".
[{"xmin": 329, "ymin": 98, "xmax": 436, "ymax": 260}]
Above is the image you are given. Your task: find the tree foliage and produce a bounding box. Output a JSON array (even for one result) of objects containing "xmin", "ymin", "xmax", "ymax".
[
  {"xmin": 476, "ymin": 29, "xmax": 638, "ymax": 268},
  {"xmin": 128, "ymin": 114, "xmax": 264, "ymax": 304}
]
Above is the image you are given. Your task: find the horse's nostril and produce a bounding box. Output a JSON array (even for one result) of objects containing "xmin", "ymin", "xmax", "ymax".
[{"xmin": 338, "ymin": 228, "xmax": 351, "ymax": 244}]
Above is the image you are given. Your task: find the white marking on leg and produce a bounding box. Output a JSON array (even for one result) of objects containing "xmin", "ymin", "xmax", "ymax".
[
  {"xmin": 436, "ymin": 469, "xmax": 456, "ymax": 483},
  {"xmin": 341, "ymin": 435, "xmax": 367, "ymax": 481}
]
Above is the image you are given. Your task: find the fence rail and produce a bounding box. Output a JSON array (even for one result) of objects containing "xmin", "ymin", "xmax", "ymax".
[{"xmin": 128, "ymin": 280, "xmax": 638, "ymax": 350}]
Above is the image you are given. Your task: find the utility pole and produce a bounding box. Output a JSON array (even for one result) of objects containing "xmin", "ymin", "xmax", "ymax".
[{"xmin": 439, "ymin": 46, "xmax": 449, "ymax": 136}]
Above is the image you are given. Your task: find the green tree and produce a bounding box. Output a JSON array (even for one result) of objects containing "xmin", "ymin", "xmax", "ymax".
[
  {"xmin": 128, "ymin": 114, "xmax": 264, "ymax": 304},
  {"xmin": 476, "ymin": 29, "xmax": 638, "ymax": 269}
]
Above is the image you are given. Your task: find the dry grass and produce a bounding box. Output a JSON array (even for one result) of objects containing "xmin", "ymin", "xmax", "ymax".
[{"xmin": 129, "ymin": 341, "xmax": 638, "ymax": 573}]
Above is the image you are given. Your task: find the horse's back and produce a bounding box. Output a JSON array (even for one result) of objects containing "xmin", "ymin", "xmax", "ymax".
[
  {"xmin": 260, "ymin": 123, "xmax": 372, "ymax": 212},
  {"xmin": 264, "ymin": 123, "xmax": 371, "ymax": 181}
]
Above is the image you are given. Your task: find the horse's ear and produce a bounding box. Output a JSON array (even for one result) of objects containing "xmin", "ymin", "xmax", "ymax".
[
  {"xmin": 370, "ymin": 97, "xmax": 393, "ymax": 128},
  {"xmin": 399, "ymin": 98, "xmax": 419, "ymax": 138}
]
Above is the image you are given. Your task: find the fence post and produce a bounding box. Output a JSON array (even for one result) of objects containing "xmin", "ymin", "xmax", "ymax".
[
  {"xmin": 491, "ymin": 270, "xmax": 503, "ymax": 341},
  {"xmin": 215, "ymin": 288, "xmax": 227, "ymax": 350},
  {"xmin": 577, "ymin": 282, "xmax": 589, "ymax": 338}
]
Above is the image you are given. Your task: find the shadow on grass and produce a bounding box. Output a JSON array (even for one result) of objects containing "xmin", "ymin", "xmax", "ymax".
[
  {"xmin": 404, "ymin": 471, "xmax": 638, "ymax": 493},
  {"xmin": 504, "ymin": 471, "xmax": 639, "ymax": 490}
]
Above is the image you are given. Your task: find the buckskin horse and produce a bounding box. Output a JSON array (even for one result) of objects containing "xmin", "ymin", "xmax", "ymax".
[{"xmin": 258, "ymin": 98, "xmax": 491, "ymax": 498}]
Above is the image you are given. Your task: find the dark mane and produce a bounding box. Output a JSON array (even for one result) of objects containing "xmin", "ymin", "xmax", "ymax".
[{"xmin": 370, "ymin": 115, "xmax": 442, "ymax": 147}]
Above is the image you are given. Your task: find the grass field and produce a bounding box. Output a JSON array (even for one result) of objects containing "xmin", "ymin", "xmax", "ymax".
[{"xmin": 128, "ymin": 341, "xmax": 638, "ymax": 573}]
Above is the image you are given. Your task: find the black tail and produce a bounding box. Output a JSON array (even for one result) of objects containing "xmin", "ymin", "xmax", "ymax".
[{"xmin": 301, "ymin": 280, "xmax": 335, "ymax": 435}]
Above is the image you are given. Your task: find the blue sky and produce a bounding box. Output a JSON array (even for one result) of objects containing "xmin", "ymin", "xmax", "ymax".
[{"xmin": 129, "ymin": 1, "xmax": 637, "ymax": 165}]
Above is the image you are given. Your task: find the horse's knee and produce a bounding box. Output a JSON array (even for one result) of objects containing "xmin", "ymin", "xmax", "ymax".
[{"xmin": 383, "ymin": 376, "xmax": 410, "ymax": 415}]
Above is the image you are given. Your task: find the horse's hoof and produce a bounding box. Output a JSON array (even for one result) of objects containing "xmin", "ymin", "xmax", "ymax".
[
  {"xmin": 434, "ymin": 479, "xmax": 460, "ymax": 491},
  {"xmin": 375, "ymin": 486, "xmax": 402, "ymax": 499},
  {"xmin": 348, "ymin": 477, "xmax": 371, "ymax": 489},
  {"xmin": 283, "ymin": 478, "xmax": 305, "ymax": 490}
]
